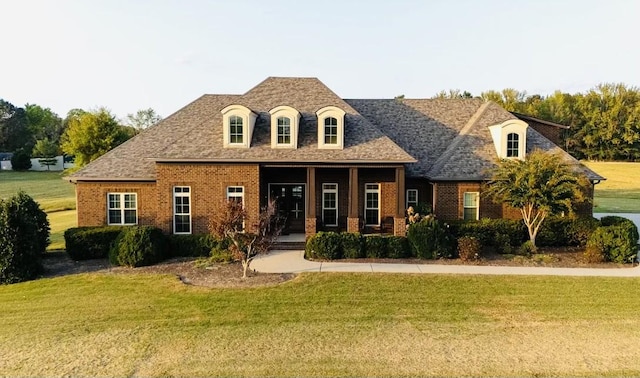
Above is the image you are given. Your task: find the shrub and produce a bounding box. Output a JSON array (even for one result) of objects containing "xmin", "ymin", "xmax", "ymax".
[
  {"xmin": 518, "ymin": 240, "xmax": 537, "ymax": 256},
  {"xmin": 493, "ymin": 232, "xmax": 513, "ymax": 255},
  {"xmin": 167, "ymin": 234, "xmax": 221, "ymax": 257},
  {"xmin": 65, "ymin": 226, "xmax": 123, "ymax": 260},
  {"xmin": 449, "ymin": 218, "xmax": 526, "ymax": 248},
  {"xmin": 0, "ymin": 192, "xmax": 49, "ymax": 284},
  {"xmin": 536, "ymin": 217, "xmax": 570, "ymax": 247},
  {"xmin": 566, "ymin": 217, "xmax": 600, "ymax": 247},
  {"xmin": 305, "ymin": 232, "xmax": 342, "ymax": 260},
  {"xmin": 407, "ymin": 215, "xmax": 455, "ymax": 259},
  {"xmin": 109, "ymin": 226, "xmax": 167, "ymax": 267},
  {"xmin": 583, "ymin": 245, "xmax": 605, "ymax": 263},
  {"xmin": 209, "ymin": 245, "xmax": 234, "ymax": 263},
  {"xmin": 587, "ymin": 224, "xmax": 639, "ymax": 264},
  {"xmin": 342, "ymin": 232, "xmax": 364, "ymax": 259},
  {"xmin": 365, "ymin": 235, "xmax": 388, "ymax": 258},
  {"xmin": 10, "ymin": 149, "xmax": 32, "ymax": 171},
  {"xmin": 457, "ymin": 236, "xmax": 481, "ymax": 261},
  {"xmin": 387, "ymin": 236, "xmax": 410, "ymax": 258}
]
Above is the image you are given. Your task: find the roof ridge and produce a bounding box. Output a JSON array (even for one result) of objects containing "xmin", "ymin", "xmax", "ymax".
[{"xmin": 427, "ymin": 101, "xmax": 491, "ymax": 177}]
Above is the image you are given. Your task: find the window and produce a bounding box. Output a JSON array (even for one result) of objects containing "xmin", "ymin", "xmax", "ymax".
[
  {"xmin": 227, "ymin": 186, "xmax": 244, "ymax": 205},
  {"xmin": 107, "ymin": 193, "xmax": 137, "ymax": 225},
  {"xmin": 463, "ymin": 192, "xmax": 479, "ymax": 220},
  {"xmin": 364, "ymin": 183, "xmax": 380, "ymax": 226},
  {"xmin": 322, "ymin": 183, "xmax": 338, "ymax": 226},
  {"xmin": 173, "ymin": 186, "xmax": 191, "ymax": 234},
  {"xmin": 229, "ymin": 115, "xmax": 243, "ymax": 144},
  {"xmin": 277, "ymin": 117, "xmax": 291, "ymax": 144},
  {"xmin": 506, "ymin": 133, "xmax": 519, "ymax": 157},
  {"xmin": 324, "ymin": 117, "xmax": 338, "ymax": 145},
  {"xmin": 406, "ymin": 189, "xmax": 418, "ymax": 209}
]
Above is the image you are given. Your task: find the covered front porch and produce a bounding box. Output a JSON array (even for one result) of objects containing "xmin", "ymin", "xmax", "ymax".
[{"xmin": 260, "ymin": 165, "xmax": 407, "ymax": 238}]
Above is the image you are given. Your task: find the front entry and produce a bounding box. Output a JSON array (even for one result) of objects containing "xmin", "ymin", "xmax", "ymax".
[{"xmin": 269, "ymin": 184, "xmax": 305, "ymax": 234}]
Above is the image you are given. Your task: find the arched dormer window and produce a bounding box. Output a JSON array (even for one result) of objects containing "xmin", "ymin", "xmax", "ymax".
[
  {"xmin": 221, "ymin": 105, "xmax": 257, "ymax": 148},
  {"xmin": 316, "ymin": 106, "xmax": 346, "ymax": 149},
  {"xmin": 269, "ymin": 106, "xmax": 300, "ymax": 149},
  {"xmin": 488, "ymin": 119, "xmax": 528, "ymax": 159}
]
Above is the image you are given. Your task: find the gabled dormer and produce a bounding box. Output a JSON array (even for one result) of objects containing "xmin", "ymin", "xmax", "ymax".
[
  {"xmin": 269, "ymin": 106, "xmax": 301, "ymax": 149},
  {"xmin": 488, "ymin": 119, "xmax": 528, "ymax": 159},
  {"xmin": 316, "ymin": 106, "xmax": 346, "ymax": 149},
  {"xmin": 221, "ymin": 105, "xmax": 257, "ymax": 148}
]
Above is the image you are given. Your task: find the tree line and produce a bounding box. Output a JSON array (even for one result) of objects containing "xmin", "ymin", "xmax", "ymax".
[
  {"xmin": 435, "ymin": 83, "xmax": 640, "ymax": 161},
  {"xmin": 0, "ymin": 99, "xmax": 161, "ymax": 169}
]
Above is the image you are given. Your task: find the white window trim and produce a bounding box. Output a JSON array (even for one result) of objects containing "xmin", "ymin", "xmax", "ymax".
[
  {"xmin": 488, "ymin": 119, "xmax": 528, "ymax": 160},
  {"xmin": 221, "ymin": 105, "xmax": 257, "ymax": 148},
  {"xmin": 227, "ymin": 186, "xmax": 245, "ymax": 230},
  {"xmin": 463, "ymin": 192, "xmax": 480, "ymax": 221},
  {"xmin": 173, "ymin": 186, "xmax": 192, "ymax": 235},
  {"xmin": 269, "ymin": 105, "xmax": 300, "ymax": 149},
  {"xmin": 107, "ymin": 192, "xmax": 138, "ymax": 225},
  {"xmin": 406, "ymin": 189, "xmax": 418, "ymax": 210},
  {"xmin": 322, "ymin": 183, "xmax": 338, "ymax": 227},
  {"xmin": 364, "ymin": 183, "xmax": 380, "ymax": 226},
  {"xmin": 316, "ymin": 106, "xmax": 346, "ymax": 150}
]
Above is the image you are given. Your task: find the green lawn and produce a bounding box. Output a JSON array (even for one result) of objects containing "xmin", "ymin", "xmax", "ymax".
[
  {"xmin": 1, "ymin": 273, "xmax": 639, "ymax": 377},
  {"xmin": 0, "ymin": 171, "xmax": 76, "ymax": 250},
  {"xmin": 583, "ymin": 161, "xmax": 640, "ymax": 213}
]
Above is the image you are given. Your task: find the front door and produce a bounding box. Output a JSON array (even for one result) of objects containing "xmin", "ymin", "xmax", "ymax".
[{"xmin": 269, "ymin": 184, "xmax": 305, "ymax": 234}]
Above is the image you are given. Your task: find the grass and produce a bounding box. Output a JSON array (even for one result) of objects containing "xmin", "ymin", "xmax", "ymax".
[
  {"xmin": 583, "ymin": 161, "xmax": 640, "ymax": 213},
  {"xmin": 0, "ymin": 171, "xmax": 77, "ymax": 250},
  {"xmin": 1, "ymin": 272, "xmax": 640, "ymax": 377}
]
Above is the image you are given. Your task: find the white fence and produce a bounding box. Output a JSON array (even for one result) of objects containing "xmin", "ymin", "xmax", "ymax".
[{"xmin": 0, "ymin": 156, "xmax": 74, "ymax": 171}]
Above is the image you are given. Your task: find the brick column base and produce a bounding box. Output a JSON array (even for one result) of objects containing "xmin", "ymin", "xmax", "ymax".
[
  {"xmin": 393, "ymin": 217, "xmax": 406, "ymax": 236},
  {"xmin": 347, "ymin": 217, "xmax": 360, "ymax": 233},
  {"xmin": 305, "ymin": 218, "xmax": 317, "ymax": 238}
]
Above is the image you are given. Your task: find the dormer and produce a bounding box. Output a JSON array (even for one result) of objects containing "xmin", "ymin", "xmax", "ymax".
[
  {"xmin": 269, "ymin": 106, "xmax": 301, "ymax": 149},
  {"xmin": 221, "ymin": 105, "xmax": 257, "ymax": 148},
  {"xmin": 316, "ymin": 106, "xmax": 346, "ymax": 149},
  {"xmin": 488, "ymin": 119, "xmax": 528, "ymax": 159}
]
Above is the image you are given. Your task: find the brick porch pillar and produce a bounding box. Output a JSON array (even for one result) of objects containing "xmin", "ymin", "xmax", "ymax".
[
  {"xmin": 347, "ymin": 167, "xmax": 360, "ymax": 233},
  {"xmin": 305, "ymin": 167, "xmax": 317, "ymax": 237},
  {"xmin": 394, "ymin": 166, "xmax": 406, "ymax": 236}
]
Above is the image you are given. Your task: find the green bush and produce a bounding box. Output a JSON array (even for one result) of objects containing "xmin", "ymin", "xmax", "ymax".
[
  {"xmin": 109, "ymin": 226, "xmax": 167, "ymax": 267},
  {"xmin": 387, "ymin": 236, "xmax": 410, "ymax": 258},
  {"xmin": 10, "ymin": 149, "xmax": 32, "ymax": 171},
  {"xmin": 566, "ymin": 217, "xmax": 600, "ymax": 247},
  {"xmin": 209, "ymin": 245, "xmax": 234, "ymax": 263},
  {"xmin": 342, "ymin": 232, "xmax": 364, "ymax": 259},
  {"xmin": 536, "ymin": 217, "xmax": 570, "ymax": 247},
  {"xmin": 518, "ymin": 240, "xmax": 537, "ymax": 256},
  {"xmin": 305, "ymin": 232, "xmax": 342, "ymax": 260},
  {"xmin": 449, "ymin": 218, "xmax": 527, "ymax": 248},
  {"xmin": 583, "ymin": 245, "xmax": 605, "ymax": 263},
  {"xmin": 0, "ymin": 192, "xmax": 49, "ymax": 284},
  {"xmin": 457, "ymin": 236, "xmax": 481, "ymax": 261},
  {"xmin": 493, "ymin": 232, "xmax": 513, "ymax": 255},
  {"xmin": 365, "ymin": 235, "xmax": 388, "ymax": 258},
  {"xmin": 587, "ymin": 224, "xmax": 639, "ymax": 264},
  {"xmin": 167, "ymin": 234, "xmax": 221, "ymax": 257},
  {"xmin": 65, "ymin": 226, "xmax": 124, "ymax": 260},
  {"xmin": 407, "ymin": 216, "xmax": 455, "ymax": 259}
]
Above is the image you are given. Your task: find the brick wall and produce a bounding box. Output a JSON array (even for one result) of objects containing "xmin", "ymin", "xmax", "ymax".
[{"xmin": 76, "ymin": 182, "xmax": 157, "ymax": 227}]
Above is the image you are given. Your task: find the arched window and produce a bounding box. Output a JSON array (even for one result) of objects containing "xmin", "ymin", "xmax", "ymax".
[
  {"xmin": 277, "ymin": 117, "xmax": 291, "ymax": 144},
  {"xmin": 506, "ymin": 133, "xmax": 519, "ymax": 157},
  {"xmin": 324, "ymin": 117, "xmax": 338, "ymax": 145},
  {"xmin": 229, "ymin": 115, "xmax": 244, "ymax": 144}
]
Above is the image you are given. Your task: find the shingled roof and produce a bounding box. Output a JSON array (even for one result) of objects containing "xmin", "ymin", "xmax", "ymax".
[{"xmin": 69, "ymin": 77, "xmax": 603, "ymax": 182}]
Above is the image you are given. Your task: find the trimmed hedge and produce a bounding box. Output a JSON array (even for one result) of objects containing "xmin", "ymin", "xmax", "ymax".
[
  {"xmin": 109, "ymin": 226, "xmax": 167, "ymax": 267},
  {"xmin": 587, "ymin": 217, "xmax": 639, "ymax": 264},
  {"xmin": 537, "ymin": 217, "xmax": 600, "ymax": 247},
  {"xmin": 449, "ymin": 218, "xmax": 527, "ymax": 249},
  {"xmin": 365, "ymin": 235, "xmax": 387, "ymax": 258},
  {"xmin": 306, "ymin": 232, "xmax": 410, "ymax": 260},
  {"xmin": 407, "ymin": 216, "xmax": 455, "ymax": 259},
  {"xmin": 342, "ymin": 232, "xmax": 364, "ymax": 259},
  {"xmin": 305, "ymin": 232, "xmax": 343, "ymax": 260},
  {"xmin": 65, "ymin": 226, "xmax": 124, "ymax": 260},
  {"xmin": 387, "ymin": 236, "xmax": 410, "ymax": 259},
  {"xmin": 167, "ymin": 234, "xmax": 223, "ymax": 257}
]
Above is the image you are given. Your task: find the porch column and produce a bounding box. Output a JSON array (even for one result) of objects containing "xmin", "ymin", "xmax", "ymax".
[
  {"xmin": 394, "ymin": 166, "xmax": 406, "ymax": 236},
  {"xmin": 305, "ymin": 167, "xmax": 317, "ymax": 237},
  {"xmin": 347, "ymin": 167, "xmax": 360, "ymax": 233}
]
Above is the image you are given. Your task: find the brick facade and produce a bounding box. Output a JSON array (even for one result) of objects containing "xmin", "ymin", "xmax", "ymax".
[{"xmin": 76, "ymin": 182, "xmax": 157, "ymax": 227}]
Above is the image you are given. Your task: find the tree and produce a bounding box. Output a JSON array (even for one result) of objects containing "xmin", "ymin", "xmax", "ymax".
[
  {"xmin": 25, "ymin": 104, "xmax": 64, "ymax": 144},
  {"xmin": 10, "ymin": 149, "xmax": 32, "ymax": 171},
  {"xmin": 484, "ymin": 150, "xmax": 588, "ymax": 249},
  {"xmin": 432, "ymin": 89, "xmax": 474, "ymax": 99},
  {"xmin": 209, "ymin": 199, "xmax": 283, "ymax": 278},
  {"xmin": 60, "ymin": 108, "xmax": 133, "ymax": 167},
  {"xmin": 0, "ymin": 99, "xmax": 30, "ymax": 152},
  {"xmin": 126, "ymin": 108, "xmax": 162, "ymax": 131},
  {"xmin": 32, "ymin": 138, "xmax": 59, "ymax": 171}
]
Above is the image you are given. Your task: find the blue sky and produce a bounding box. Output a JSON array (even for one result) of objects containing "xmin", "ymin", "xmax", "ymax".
[{"xmin": 2, "ymin": 0, "xmax": 639, "ymax": 120}]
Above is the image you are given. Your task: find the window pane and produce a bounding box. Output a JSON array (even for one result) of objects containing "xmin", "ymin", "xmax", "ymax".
[
  {"xmin": 365, "ymin": 209, "xmax": 379, "ymax": 225},
  {"xmin": 108, "ymin": 194, "xmax": 120, "ymax": 210},
  {"xmin": 463, "ymin": 192, "xmax": 478, "ymax": 207},
  {"xmin": 124, "ymin": 209, "xmax": 137, "ymax": 224},
  {"xmin": 108, "ymin": 210, "xmax": 121, "ymax": 224},
  {"xmin": 175, "ymin": 215, "xmax": 190, "ymax": 233},
  {"xmin": 124, "ymin": 194, "xmax": 136, "ymax": 209},
  {"xmin": 463, "ymin": 208, "xmax": 477, "ymax": 221},
  {"xmin": 323, "ymin": 192, "xmax": 336, "ymax": 208},
  {"xmin": 323, "ymin": 209, "xmax": 337, "ymax": 225}
]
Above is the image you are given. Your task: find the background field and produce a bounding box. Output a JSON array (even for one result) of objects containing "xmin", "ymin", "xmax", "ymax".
[
  {"xmin": 583, "ymin": 161, "xmax": 640, "ymax": 213},
  {"xmin": 1, "ymin": 273, "xmax": 640, "ymax": 377}
]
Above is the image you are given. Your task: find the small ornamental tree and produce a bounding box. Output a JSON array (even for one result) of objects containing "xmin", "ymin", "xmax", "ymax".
[
  {"xmin": 32, "ymin": 138, "xmax": 59, "ymax": 171},
  {"xmin": 209, "ymin": 199, "xmax": 283, "ymax": 278},
  {"xmin": 484, "ymin": 150, "xmax": 588, "ymax": 250}
]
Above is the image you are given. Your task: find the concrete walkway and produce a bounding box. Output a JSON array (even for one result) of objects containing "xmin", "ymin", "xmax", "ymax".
[{"xmin": 252, "ymin": 250, "xmax": 640, "ymax": 277}]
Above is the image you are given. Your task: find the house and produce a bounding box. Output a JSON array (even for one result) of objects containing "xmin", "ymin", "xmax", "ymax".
[{"xmin": 66, "ymin": 77, "xmax": 603, "ymax": 237}]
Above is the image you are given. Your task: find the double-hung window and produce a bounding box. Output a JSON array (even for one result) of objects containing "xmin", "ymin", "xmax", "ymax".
[
  {"xmin": 324, "ymin": 117, "xmax": 338, "ymax": 145},
  {"xmin": 229, "ymin": 115, "xmax": 244, "ymax": 144},
  {"xmin": 227, "ymin": 186, "xmax": 245, "ymax": 231},
  {"xmin": 173, "ymin": 186, "xmax": 191, "ymax": 234},
  {"xmin": 506, "ymin": 133, "xmax": 519, "ymax": 158},
  {"xmin": 107, "ymin": 193, "xmax": 137, "ymax": 225},
  {"xmin": 463, "ymin": 192, "xmax": 479, "ymax": 220},
  {"xmin": 406, "ymin": 189, "xmax": 418, "ymax": 210},
  {"xmin": 277, "ymin": 117, "xmax": 291, "ymax": 145},
  {"xmin": 322, "ymin": 183, "xmax": 338, "ymax": 227},
  {"xmin": 364, "ymin": 183, "xmax": 380, "ymax": 226}
]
